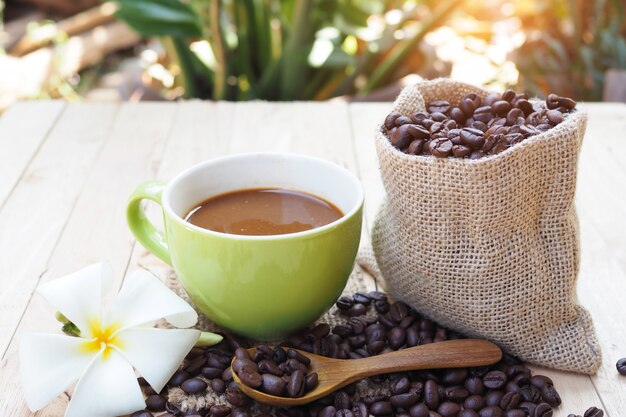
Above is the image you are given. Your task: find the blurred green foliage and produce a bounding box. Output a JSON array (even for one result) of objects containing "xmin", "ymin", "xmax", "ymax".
[
  {"xmin": 512, "ymin": 0, "xmax": 626, "ymax": 100},
  {"xmin": 114, "ymin": 0, "xmax": 462, "ymax": 100}
]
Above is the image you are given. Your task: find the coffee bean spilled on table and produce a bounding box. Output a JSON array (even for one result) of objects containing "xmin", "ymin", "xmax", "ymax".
[
  {"xmin": 129, "ymin": 291, "xmax": 603, "ymax": 417},
  {"xmin": 382, "ymin": 91, "xmax": 577, "ymax": 159}
]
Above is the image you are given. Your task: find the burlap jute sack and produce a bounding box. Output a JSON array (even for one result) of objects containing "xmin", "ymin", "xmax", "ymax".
[{"xmin": 369, "ymin": 78, "xmax": 601, "ymax": 374}]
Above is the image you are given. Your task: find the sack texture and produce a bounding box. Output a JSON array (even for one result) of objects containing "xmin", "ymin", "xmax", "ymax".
[{"xmin": 370, "ymin": 78, "xmax": 601, "ymax": 374}]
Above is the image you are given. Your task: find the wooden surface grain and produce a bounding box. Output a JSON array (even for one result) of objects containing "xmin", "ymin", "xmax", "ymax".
[{"xmin": 0, "ymin": 101, "xmax": 624, "ymax": 417}]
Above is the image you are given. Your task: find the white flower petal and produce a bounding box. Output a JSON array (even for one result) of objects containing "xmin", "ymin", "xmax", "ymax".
[
  {"xmin": 107, "ymin": 269, "xmax": 197, "ymax": 329},
  {"xmin": 37, "ymin": 262, "xmax": 113, "ymax": 336},
  {"xmin": 64, "ymin": 349, "xmax": 145, "ymax": 417},
  {"xmin": 116, "ymin": 327, "xmax": 200, "ymax": 392},
  {"xmin": 19, "ymin": 333, "xmax": 95, "ymax": 411}
]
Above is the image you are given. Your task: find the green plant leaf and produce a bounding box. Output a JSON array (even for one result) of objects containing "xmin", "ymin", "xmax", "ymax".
[{"xmin": 114, "ymin": 0, "xmax": 202, "ymax": 38}]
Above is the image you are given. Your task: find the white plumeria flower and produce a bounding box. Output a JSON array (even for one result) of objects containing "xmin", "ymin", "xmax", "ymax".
[{"xmin": 19, "ymin": 262, "xmax": 216, "ymax": 417}]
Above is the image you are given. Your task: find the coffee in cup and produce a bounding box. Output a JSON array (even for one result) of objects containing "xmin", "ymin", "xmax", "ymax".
[{"xmin": 127, "ymin": 153, "xmax": 363, "ymax": 339}]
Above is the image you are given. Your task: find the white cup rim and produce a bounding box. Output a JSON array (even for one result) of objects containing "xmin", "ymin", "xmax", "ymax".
[{"xmin": 161, "ymin": 152, "xmax": 364, "ymax": 240}]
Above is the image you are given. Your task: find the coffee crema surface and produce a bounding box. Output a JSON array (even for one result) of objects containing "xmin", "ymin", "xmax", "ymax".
[{"xmin": 185, "ymin": 188, "xmax": 343, "ymax": 236}]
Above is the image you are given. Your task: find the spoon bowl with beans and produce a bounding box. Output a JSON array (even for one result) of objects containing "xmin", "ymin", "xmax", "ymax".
[{"xmin": 231, "ymin": 339, "xmax": 502, "ymax": 406}]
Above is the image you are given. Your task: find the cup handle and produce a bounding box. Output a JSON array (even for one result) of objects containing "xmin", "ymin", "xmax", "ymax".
[{"xmin": 126, "ymin": 180, "xmax": 172, "ymax": 265}]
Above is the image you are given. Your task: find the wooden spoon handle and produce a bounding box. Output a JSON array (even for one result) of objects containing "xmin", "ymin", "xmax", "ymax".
[{"xmin": 345, "ymin": 339, "xmax": 501, "ymax": 379}]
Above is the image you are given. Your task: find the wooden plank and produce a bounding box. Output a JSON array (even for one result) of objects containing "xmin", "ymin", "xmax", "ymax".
[
  {"xmin": 126, "ymin": 101, "xmax": 236, "ymax": 281},
  {"xmin": 0, "ymin": 101, "xmax": 65, "ymax": 207},
  {"xmin": 0, "ymin": 102, "xmax": 180, "ymax": 417},
  {"xmin": 0, "ymin": 103, "xmax": 117, "ymax": 355},
  {"xmin": 348, "ymin": 102, "xmax": 389, "ymax": 231},
  {"xmin": 574, "ymin": 103, "xmax": 626, "ymax": 417}
]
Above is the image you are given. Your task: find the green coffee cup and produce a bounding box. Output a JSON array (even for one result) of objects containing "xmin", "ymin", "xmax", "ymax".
[{"xmin": 127, "ymin": 153, "xmax": 363, "ymax": 340}]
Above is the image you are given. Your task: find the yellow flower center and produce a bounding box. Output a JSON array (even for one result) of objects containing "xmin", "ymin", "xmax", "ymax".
[{"xmin": 80, "ymin": 319, "xmax": 123, "ymax": 359}]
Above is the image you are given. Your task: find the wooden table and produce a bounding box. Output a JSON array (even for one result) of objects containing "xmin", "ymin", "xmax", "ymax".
[{"xmin": 0, "ymin": 101, "xmax": 624, "ymax": 417}]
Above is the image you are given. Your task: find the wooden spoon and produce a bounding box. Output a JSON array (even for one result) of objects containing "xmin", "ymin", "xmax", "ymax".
[{"xmin": 232, "ymin": 339, "xmax": 502, "ymax": 406}]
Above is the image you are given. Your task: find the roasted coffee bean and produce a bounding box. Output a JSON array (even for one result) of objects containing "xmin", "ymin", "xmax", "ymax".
[
  {"xmin": 460, "ymin": 98, "xmax": 478, "ymax": 116},
  {"xmin": 473, "ymin": 106, "xmax": 493, "ymax": 124},
  {"xmin": 336, "ymin": 410, "xmax": 355, "ymax": 417},
  {"xmin": 222, "ymin": 367, "xmax": 233, "ymax": 382},
  {"xmin": 505, "ymin": 411, "xmax": 525, "ymax": 417},
  {"xmin": 202, "ymin": 366, "xmax": 223, "ymax": 379},
  {"xmin": 546, "ymin": 94, "xmax": 560, "ymax": 109},
  {"xmin": 410, "ymin": 403, "xmax": 430, "ymax": 417},
  {"xmin": 370, "ymin": 401, "xmax": 393, "ymax": 416},
  {"xmin": 395, "ymin": 115, "xmax": 412, "ymax": 126},
  {"xmin": 431, "ymin": 112, "xmax": 448, "ymax": 122},
  {"xmin": 437, "ymin": 402, "xmax": 461, "ymax": 417},
  {"xmin": 479, "ymin": 406, "xmax": 504, "ymax": 417},
  {"xmin": 238, "ymin": 366, "xmax": 263, "ymax": 388},
  {"xmin": 450, "ymin": 107, "xmax": 466, "ymax": 123},
  {"xmin": 540, "ymin": 385, "xmax": 561, "ymax": 407},
  {"xmin": 389, "ymin": 327, "xmax": 407, "ymax": 349},
  {"xmin": 210, "ymin": 405, "xmax": 232, "ymax": 417},
  {"xmin": 502, "ymin": 89, "xmax": 516, "ymax": 102},
  {"xmin": 336, "ymin": 297, "xmax": 353, "ymax": 310},
  {"xmin": 389, "ymin": 376, "xmax": 410, "ymax": 394},
  {"xmin": 465, "ymin": 377, "xmax": 485, "ymax": 395},
  {"xmin": 261, "ymin": 374, "xmax": 287, "ymax": 396},
  {"xmin": 519, "ymin": 402, "xmax": 537, "ymax": 416},
  {"xmin": 169, "ymin": 370, "xmax": 190, "ymax": 387},
  {"xmin": 484, "ymin": 371, "xmax": 507, "ymax": 390},
  {"xmin": 450, "ymin": 144, "xmax": 471, "ymax": 158},
  {"xmin": 546, "ymin": 110, "xmax": 563, "ymax": 125},
  {"xmin": 583, "ymin": 407, "xmax": 603, "ymax": 417},
  {"xmin": 185, "ymin": 356, "xmax": 207, "ymax": 375},
  {"xmin": 258, "ymin": 359, "xmax": 283, "ymax": 376},
  {"xmin": 500, "ymin": 392, "xmax": 521, "ymax": 411},
  {"xmin": 391, "ymin": 124, "xmax": 414, "ymax": 149},
  {"xmin": 424, "ymin": 380, "xmax": 440, "ymax": 409},
  {"xmin": 318, "ymin": 406, "xmax": 336, "ymax": 417},
  {"xmin": 407, "ymin": 124, "xmax": 430, "ymax": 140},
  {"xmin": 232, "ymin": 358, "xmax": 257, "ymax": 375},
  {"xmin": 181, "ymin": 378, "xmax": 207, "ymax": 394},
  {"xmin": 445, "ymin": 386, "xmax": 469, "ymax": 402},
  {"xmin": 429, "ymin": 138, "xmax": 453, "ymax": 158},
  {"xmin": 384, "ymin": 112, "xmax": 401, "ymax": 129},
  {"xmin": 428, "ymin": 100, "xmax": 451, "ymax": 114},
  {"xmin": 492, "ymin": 100, "xmax": 512, "ymax": 116},
  {"xmin": 459, "ymin": 411, "xmax": 480, "ymax": 417},
  {"xmin": 558, "ymin": 96, "xmax": 576, "ymax": 110},
  {"xmin": 391, "ymin": 392, "xmax": 419, "ymax": 408},
  {"xmin": 224, "ymin": 386, "xmax": 248, "ymax": 407},
  {"xmin": 617, "ymin": 358, "xmax": 626, "ymax": 375},
  {"xmin": 373, "ymin": 299, "xmax": 390, "ymax": 314},
  {"xmin": 287, "ymin": 370, "xmax": 306, "ymax": 398},
  {"xmin": 504, "ymin": 382, "xmax": 521, "ymax": 394},
  {"xmin": 442, "ymin": 369, "xmax": 468, "ymax": 385},
  {"xmin": 485, "ymin": 391, "xmax": 504, "ymax": 406},
  {"xmin": 211, "ymin": 378, "xmax": 226, "ymax": 394},
  {"xmin": 305, "ymin": 373, "xmax": 318, "ymax": 391},
  {"xmin": 287, "ymin": 348, "xmax": 311, "ymax": 366},
  {"xmin": 145, "ymin": 395, "xmax": 167, "ymax": 412},
  {"xmin": 533, "ymin": 403, "xmax": 552, "ymax": 417},
  {"xmin": 352, "ymin": 402, "xmax": 368, "ymax": 417},
  {"xmin": 464, "ymin": 395, "xmax": 486, "ymax": 410},
  {"xmin": 520, "ymin": 385, "xmax": 541, "ymax": 403},
  {"xmin": 459, "ymin": 127, "xmax": 485, "ymax": 149},
  {"xmin": 334, "ymin": 391, "xmax": 352, "ymax": 410}
]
